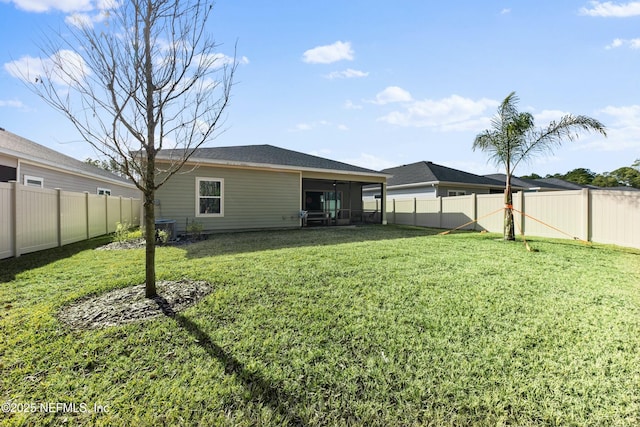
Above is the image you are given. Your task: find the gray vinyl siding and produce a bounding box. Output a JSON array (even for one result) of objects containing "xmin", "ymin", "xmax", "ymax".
[
  {"xmin": 18, "ymin": 163, "xmax": 139, "ymax": 198},
  {"xmin": 154, "ymin": 166, "xmax": 301, "ymax": 234},
  {"xmin": 435, "ymin": 186, "xmax": 492, "ymax": 197}
]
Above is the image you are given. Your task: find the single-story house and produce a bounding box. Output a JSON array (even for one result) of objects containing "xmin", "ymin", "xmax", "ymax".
[
  {"xmin": 363, "ymin": 161, "xmax": 510, "ymax": 201},
  {"xmin": 153, "ymin": 144, "xmax": 388, "ymax": 233},
  {"xmin": 0, "ymin": 128, "xmax": 139, "ymax": 198}
]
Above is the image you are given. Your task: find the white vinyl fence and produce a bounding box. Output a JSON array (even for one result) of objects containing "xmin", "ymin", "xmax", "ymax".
[
  {"xmin": 0, "ymin": 181, "xmax": 141, "ymax": 259},
  {"xmin": 364, "ymin": 189, "xmax": 640, "ymax": 249}
]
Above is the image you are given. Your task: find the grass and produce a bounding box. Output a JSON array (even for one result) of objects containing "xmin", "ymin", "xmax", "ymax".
[{"xmin": 1, "ymin": 225, "xmax": 639, "ymax": 426}]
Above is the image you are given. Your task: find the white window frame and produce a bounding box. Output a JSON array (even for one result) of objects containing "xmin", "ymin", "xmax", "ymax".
[
  {"xmin": 447, "ymin": 190, "xmax": 466, "ymax": 197},
  {"xmin": 97, "ymin": 187, "xmax": 112, "ymax": 196},
  {"xmin": 196, "ymin": 177, "xmax": 224, "ymax": 217},
  {"xmin": 24, "ymin": 175, "xmax": 44, "ymax": 188}
]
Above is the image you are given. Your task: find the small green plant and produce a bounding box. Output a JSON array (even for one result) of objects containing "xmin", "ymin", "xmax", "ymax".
[
  {"xmin": 114, "ymin": 222, "xmax": 131, "ymax": 243},
  {"xmin": 113, "ymin": 222, "xmax": 142, "ymax": 243},
  {"xmin": 156, "ymin": 229, "xmax": 170, "ymax": 244},
  {"xmin": 186, "ymin": 220, "xmax": 203, "ymax": 240}
]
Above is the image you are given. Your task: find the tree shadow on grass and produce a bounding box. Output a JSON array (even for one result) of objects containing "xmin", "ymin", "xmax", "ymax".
[
  {"xmin": 173, "ymin": 313, "xmax": 307, "ymax": 426},
  {"xmin": 183, "ymin": 224, "xmax": 442, "ymax": 259},
  {"xmin": 0, "ymin": 236, "xmax": 112, "ymax": 283}
]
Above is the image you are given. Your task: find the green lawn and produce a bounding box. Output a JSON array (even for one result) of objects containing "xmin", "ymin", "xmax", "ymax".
[{"xmin": 1, "ymin": 226, "xmax": 639, "ymax": 426}]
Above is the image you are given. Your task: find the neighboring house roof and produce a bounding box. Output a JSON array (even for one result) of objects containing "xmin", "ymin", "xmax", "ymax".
[
  {"xmin": 379, "ymin": 161, "xmax": 506, "ymax": 189},
  {"xmin": 0, "ymin": 129, "xmax": 135, "ymax": 187},
  {"xmin": 484, "ymin": 174, "xmax": 569, "ymax": 191},
  {"xmin": 532, "ymin": 178, "xmax": 595, "ymax": 190},
  {"xmin": 156, "ymin": 144, "xmax": 387, "ymax": 177}
]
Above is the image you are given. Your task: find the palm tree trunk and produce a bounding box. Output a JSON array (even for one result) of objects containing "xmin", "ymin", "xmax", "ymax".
[{"xmin": 504, "ymin": 175, "xmax": 515, "ymax": 241}]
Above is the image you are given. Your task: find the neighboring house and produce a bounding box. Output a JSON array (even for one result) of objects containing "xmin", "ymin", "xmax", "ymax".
[
  {"xmin": 363, "ymin": 161, "xmax": 508, "ymax": 201},
  {"xmin": 153, "ymin": 144, "xmax": 388, "ymax": 233},
  {"xmin": 484, "ymin": 174, "xmax": 577, "ymax": 192},
  {"xmin": 0, "ymin": 128, "xmax": 139, "ymax": 198}
]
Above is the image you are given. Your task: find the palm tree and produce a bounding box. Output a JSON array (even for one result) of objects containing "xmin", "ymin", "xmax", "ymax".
[{"xmin": 473, "ymin": 92, "xmax": 607, "ymax": 240}]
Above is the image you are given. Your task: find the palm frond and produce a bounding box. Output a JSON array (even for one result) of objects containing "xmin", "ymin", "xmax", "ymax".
[{"xmin": 513, "ymin": 114, "xmax": 607, "ymax": 169}]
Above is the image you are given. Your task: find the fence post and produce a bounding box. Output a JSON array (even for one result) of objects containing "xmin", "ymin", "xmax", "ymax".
[
  {"xmin": 583, "ymin": 188, "xmax": 591, "ymax": 242},
  {"xmin": 516, "ymin": 191, "xmax": 525, "ymax": 236},
  {"xmin": 104, "ymin": 194, "xmax": 109, "ymax": 235},
  {"xmin": 56, "ymin": 188, "xmax": 62, "ymax": 248},
  {"xmin": 392, "ymin": 198, "xmax": 396, "ymax": 224},
  {"xmin": 84, "ymin": 192, "xmax": 90, "ymax": 240},
  {"xmin": 414, "ymin": 197, "xmax": 417, "ymax": 226},
  {"xmin": 472, "ymin": 193, "xmax": 477, "ymax": 231},
  {"xmin": 438, "ymin": 196, "xmax": 443, "ymax": 229},
  {"xmin": 11, "ymin": 181, "xmax": 20, "ymax": 258},
  {"xmin": 119, "ymin": 195, "xmax": 123, "ymax": 224}
]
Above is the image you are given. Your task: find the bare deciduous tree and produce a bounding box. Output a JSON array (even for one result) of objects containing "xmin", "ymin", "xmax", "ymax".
[{"xmin": 23, "ymin": 0, "xmax": 236, "ymax": 297}]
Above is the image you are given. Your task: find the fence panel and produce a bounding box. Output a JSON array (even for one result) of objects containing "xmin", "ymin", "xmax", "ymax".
[
  {"xmin": 442, "ymin": 195, "xmax": 475, "ymax": 229},
  {"xmin": 521, "ymin": 190, "xmax": 584, "ymax": 239},
  {"xmin": 1, "ymin": 183, "xmax": 141, "ymax": 259},
  {"xmin": 60, "ymin": 191, "xmax": 88, "ymax": 246},
  {"xmin": 87, "ymin": 194, "xmax": 107, "ymax": 238},
  {"xmin": 121, "ymin": 198, "xmax": 133, "ymax": 225},
  {"xmin": 476, "ymin": 194, "xmax": 504, "ymax": 232},
  {"xmin": 591, "ymin": 190, "xmax": 640, "ymax": 248},
  {"xmin": 415, "ymin": 198, "xmax": 441, "ymax": 228},
  {"xmin": 106, "ymin": 196, "xmax": 121, "ymax": 233},
  {"xmin": 16, "ymin": 186, "xmax": 58, "ymax": 255},
  {"xmin": 0, "ymin": 182, "xmax": 13, "ymax": 258},
  {"xmin": 383, "ymin": 190, "xmax": 639, "ymax": 249},
  {"xmin": 393, "ymin": 199, "xmax": 416, "ymax": 226}
]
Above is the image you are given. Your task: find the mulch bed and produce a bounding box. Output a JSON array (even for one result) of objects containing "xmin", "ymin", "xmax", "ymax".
[{"xmin": 58, "ymin": 280, "xmax": 213, "ymax": 330}]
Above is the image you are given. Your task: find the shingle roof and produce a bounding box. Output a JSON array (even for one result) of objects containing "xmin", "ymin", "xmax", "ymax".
[
  {"xmin": 381, "ymin": 161, "xmax": 505, "ymax": 188},
  {"xmin": 484, "ymin": 174, "xmax": 568, "ymax": 190},
  {"xmin": 157, "ymin": 144, "xmax": 385, "ymax": 175},
  {"xmin": 0, "ymin": 129, "xmax": 134, "ymax": 186},
  {"xmin": 533, "ymin": 177, "xmax": 593, "ymax": 190}
]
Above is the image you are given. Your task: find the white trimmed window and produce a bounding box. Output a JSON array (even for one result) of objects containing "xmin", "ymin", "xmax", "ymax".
[
  {"xmin": 447, "ymin": 190, "xmax": 466, "ymax": 197},
  {"xmin": 196, "ymin": 177, "xmax": 224, "ymax": 217},
  {"xmin": 97, "ymin": 187, "xmax": 111, "ymax": 196},
  {"xmin": 24, "ymin": 175, "xmax": 44, "ymax": 188}
]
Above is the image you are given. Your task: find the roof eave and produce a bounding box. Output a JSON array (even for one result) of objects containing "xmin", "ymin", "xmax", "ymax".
[
  {"xmin": 157, "ymin": 156, "xmax": 390, "ymax": 179},
  {"xmin": 5, "ymin": 148, "xmax": 137, "ymax": 188}
]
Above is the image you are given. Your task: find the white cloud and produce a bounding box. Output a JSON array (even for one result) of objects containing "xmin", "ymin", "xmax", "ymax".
[
  {"xmin": 194, "ymin": 53, "xmax": 249, "ymax": 70},
  {"xmin": 378, "ymin": 94, "xmax": 498, "ymax": 131},
  {"xmin": 532, "ymin": 109, "xmax": 572, "ymax": 126},
  {"xmin": 343, "ymin": 100, "xmax": 363, "ymax": 110},
  {"xmin": 371, "ymin": 86, "xmax": 413, "ymax": 105},
  {"xmin": 500, "ymin": 8, "xmax": 511, "ymax": 15},
  {"xmin": 4, "ymin": 0, "xmax": 93, "ymax": 12},
  {"xmin": 302, "ymin": 41, "xmax": 354, "ymax": 64},
  {"xmin": 580, "ymin": 104, "xmax": 640, "ymax": 151},
  {"xmin": 324, "ymin": 68, "xmax": 369, "ymax": 79},
  {"xmin": 605, "ymin": 37, "xmax": 640, "ymax": 49},
  {"xmin": 4, "ymin": 50, "xmax": 90, "ymax": 86},
  {"xmin": 606, "ymin": 38, "xmax": 625, "ymax": 49},
  {"xmin": 288, "ymin": 120, "xmax": 347, "ymax": 132},
  {"xmin": 0, "ymin": 99, "xmax": 26, "ymax": 109},
  {"xmin": 580, "ymin": 1, "xmax": 640, "ymax": 17}
]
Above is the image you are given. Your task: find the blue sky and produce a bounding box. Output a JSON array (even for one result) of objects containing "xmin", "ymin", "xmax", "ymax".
[{"xmin": 1, "ymin": 0, "xmax": 638, "ymax": 176}]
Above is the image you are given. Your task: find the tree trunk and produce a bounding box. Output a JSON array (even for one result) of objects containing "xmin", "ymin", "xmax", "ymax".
[
  {"xmin": 504, "ymin": 180, "xmax": 515, "ymax": 241},
  {"xmin": 144, "ymin": 191, "xmax": 157, "ymax": 298}
]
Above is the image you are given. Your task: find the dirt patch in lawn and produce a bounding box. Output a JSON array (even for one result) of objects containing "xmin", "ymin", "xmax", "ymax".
[{"xmin": 58, "ymin": 280, "xmax": 213, "ymax": 330}]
